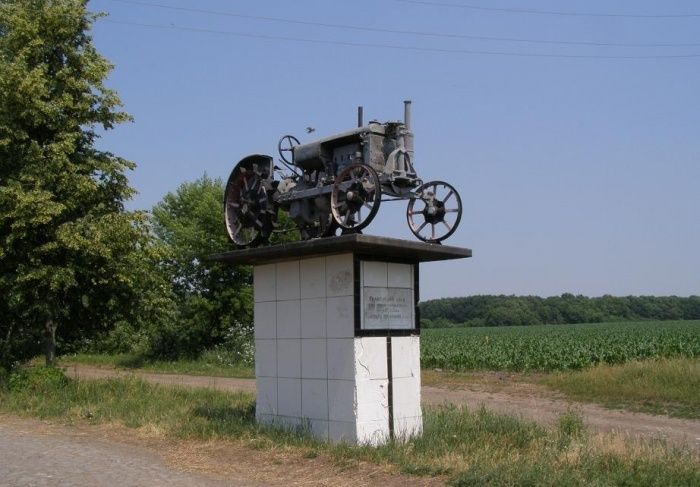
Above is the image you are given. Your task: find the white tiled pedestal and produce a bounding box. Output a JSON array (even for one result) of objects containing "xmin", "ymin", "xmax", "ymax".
[{"xmin": 254, "ymin": 253, "xmax": 422, "ymax": 445}]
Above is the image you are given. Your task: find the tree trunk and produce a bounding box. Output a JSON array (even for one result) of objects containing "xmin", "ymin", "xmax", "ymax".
[
  {"xmin": 43, "ymin": 318, "xmax": 57, "ymax": 367},
  {"xmin": 1, "ymin": 322, "xmax": 14, "ymax": 368}
]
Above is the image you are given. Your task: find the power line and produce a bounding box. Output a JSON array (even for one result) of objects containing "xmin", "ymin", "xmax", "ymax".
[
  {"xmin": 110, "ymin": 0, "xmax": 700, "ymax": 48},
  {"xmin": 102, "ymin": 19, "xmax": 700, "ymax": 59},
  {"xmin": 395, "ymin": 0, "xmax": 700, "ymax": 19}
]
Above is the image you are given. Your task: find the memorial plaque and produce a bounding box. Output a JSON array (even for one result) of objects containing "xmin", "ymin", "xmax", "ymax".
[{"xmin": 362, "ymin": 287, "xmax": 414, "ymax": 330}]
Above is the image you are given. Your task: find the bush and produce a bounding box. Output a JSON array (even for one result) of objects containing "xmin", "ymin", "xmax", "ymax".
[
  {"xmin": 557, "ymin": 411, "xmax": 586, "ymax": 439},
  {"xmin": 8, "ymin": 367, "xmax": 69, "ymax": 392}
]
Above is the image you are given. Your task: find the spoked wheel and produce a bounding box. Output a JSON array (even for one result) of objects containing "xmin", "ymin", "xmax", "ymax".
[
  {"xmin": 407, "ymin": 180, "xmax": 462, "ymax": 243},
  {"xmin": 277, "ymin": 135, "xmax": 300, "ymax": 165},
  {"xmin": 331, "ymin": 163, "xmax": 381, "ymax": 232},
  {"xmin": 224, "ymin": 166, "xmax": 274, "ymax": 247}
]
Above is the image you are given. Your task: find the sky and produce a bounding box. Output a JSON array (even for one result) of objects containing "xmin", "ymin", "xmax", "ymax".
[{"xmin": 88, "ymin": 0, "xmax": 700, "ymax": 300}]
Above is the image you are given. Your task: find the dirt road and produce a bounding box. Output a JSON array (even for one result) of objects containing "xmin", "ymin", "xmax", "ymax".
[
  {"xmin": 65, "ymin": 364, "xmax": 700, "ymax": 449},
  {"xmin": 0, "ymin": 417, "xmax": 247, "ymax": 487},
  {"xmin": 0, "ymin": 415, "xmax": 438, "ymax": 487}
]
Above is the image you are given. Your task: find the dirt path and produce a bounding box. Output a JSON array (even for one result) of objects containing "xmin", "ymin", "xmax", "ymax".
[
  {"xmin": 0, "ymin": 416, "xmax": 249, "ymax": 487},
  {"xmin": 0, "ymin": 415, "xmax": 439, "ymax": 487},
  {"xmin": 64, "ymin": 364, "xmax": 700, "ymax": 450}
]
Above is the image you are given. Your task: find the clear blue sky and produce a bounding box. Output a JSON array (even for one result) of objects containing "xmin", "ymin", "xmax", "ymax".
[{"xmin": 89, "ymin": 0, "xmax": 699, "ymax": 300}]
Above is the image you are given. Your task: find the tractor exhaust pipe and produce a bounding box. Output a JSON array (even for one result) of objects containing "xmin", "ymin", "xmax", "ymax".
[
  {"xmin": 404, "ymin": 100, "xmax": 412, "ymax": 130},
  {"xmin": 357, "ymin": 106, "xmax": 363, "ymax": 127}
]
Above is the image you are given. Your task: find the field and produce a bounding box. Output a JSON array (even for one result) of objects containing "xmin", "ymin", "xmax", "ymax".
[{"xmin": 421, "ymin": 320, "xmax": 700, "ymax": 372}]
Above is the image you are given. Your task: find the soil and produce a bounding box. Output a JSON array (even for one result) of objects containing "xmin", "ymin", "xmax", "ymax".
[{"xmin": 63, "ymin": 364, "xmax": 700, "ymax": 450}]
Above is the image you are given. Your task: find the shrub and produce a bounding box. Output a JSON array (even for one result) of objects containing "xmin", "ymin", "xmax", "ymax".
[{"xmin": 8, "ymin": 367, "xmax": 69, "ymax": 392}]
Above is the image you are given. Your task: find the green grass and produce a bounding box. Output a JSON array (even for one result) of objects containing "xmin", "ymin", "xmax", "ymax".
[
  {"xmin": 422, "ymin": 320, "xmax": 700, "ymax": 372},
  {"xmin": 542, "ymin": 357, "xmax": 700, "ymax": 419},
  {"xmin": 58, "ymin": 353, "xmax": 255, "ymax": 379},
  {"xmin": 1, "ymin": 368, "xmax": 699, "ymax": 486}
]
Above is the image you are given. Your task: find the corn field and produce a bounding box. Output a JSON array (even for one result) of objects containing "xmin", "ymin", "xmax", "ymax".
[{"xmin": 421, "ymin": 320, "xmax": 700, "ymax": 372}]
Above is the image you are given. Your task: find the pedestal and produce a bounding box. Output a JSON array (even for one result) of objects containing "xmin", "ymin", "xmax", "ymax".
[{"xmin": 211, "ymin": 235, "xmax": 471, "ymax": 445}]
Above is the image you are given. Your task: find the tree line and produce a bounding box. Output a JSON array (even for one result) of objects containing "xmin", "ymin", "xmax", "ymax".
[{"xmin": 419, "ymin": 294, "xmax": 700, "ymax": 328}]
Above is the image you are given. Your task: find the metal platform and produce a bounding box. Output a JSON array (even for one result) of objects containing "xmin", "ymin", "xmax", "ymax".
[{"xmin": 209, "ymin": 234, "xmax": 472, "ymax": 266}]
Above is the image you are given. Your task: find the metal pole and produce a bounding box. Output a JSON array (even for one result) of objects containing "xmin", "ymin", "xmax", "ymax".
[
  {"xmin": 357, "ymin": 106, "xmax": 363, "ymax": 127},
  {"xmin": 403, "ymin": 100, "xmax": 412, "ymax": 130}
]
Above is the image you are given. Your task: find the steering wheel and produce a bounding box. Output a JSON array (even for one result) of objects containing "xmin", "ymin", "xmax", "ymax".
[{"xmin": 277, "ymin": 135, "xmax": 300, "ymax": 165}]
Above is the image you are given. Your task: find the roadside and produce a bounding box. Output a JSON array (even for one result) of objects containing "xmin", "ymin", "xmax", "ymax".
[
  {"xmin": 0, "ymin": 415, "xmax": 437, "ymax": 487},
  {"xmin": 4, "ymin": 367, "xmax": 699, "ymax": 486},
  {"xmin": 65, "ymin": 364, "xmax": 700, "ymax": 449}
]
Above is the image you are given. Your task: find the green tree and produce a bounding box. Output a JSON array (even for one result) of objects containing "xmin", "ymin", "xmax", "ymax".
[
  {"xmin": 150, "ymin": 175, "xmax": 250, "ymax": 357},
  {"xmin": 150, "ymin": 174, "xmax": 298, "ymax": 358},
  {"xmin": 0, "ymin": 0, "xmax": 156, "ymax": 367}
]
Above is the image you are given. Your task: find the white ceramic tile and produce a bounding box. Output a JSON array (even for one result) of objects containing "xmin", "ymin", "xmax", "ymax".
[
  {"xmin": 326, "ymin": 295, "xmax": 354, "ymax": 338},
  {"xmin": 301, "ymin": 339, "xmax": 327, "ymax": 379},
  {"xmin": 254, "ymin": 264, "xmax": 276, "ymax": 302},
  {"xmin": 255, "ymin": 339, "xmax": 277, "ymax": 377},
  {"xmin": 325, "ymin": 254, "xmax": 353, "ymax": 297},
  {"xmin": 254, "ymin": 301, "xmax": 276, "ymax": 340},
  {"xmin": 300, "ymin": 257, "xmax": 326, "ymax": 299},
  {"xmin": 356, "ymin": 420, "xmax": 390, "ymax": 446},
  {"xmin": 276, "ymin": 260, "xmax": 300, "ymax": 301},
  {"xmin": 306, "ymin": 419, "xmax": 329, "ymax": 441},
  {"xmin": 355, "ymin": 337, "xmax": 387, "ymax": 380},
  {"xmin": 277, "ymin": 339, "xmax": 301, "ymax": 378},
  {"xmin": 277, "ymin": 378, "xmax": 302, "ymax": 418},
  {"xmin": 301, "ymin": 379, "xmax": 328, "ymax": 420},
  {"xmin": 362, "ymin": 261, "xmax": 387, "ymax": 288},
  {"xmin": 356, "ymin": 379, "xmax": 389, "ymax": 422},
  {"xmin": 326, "ymin": 339, "xmax": 355, "ymax": 380},
  {"xmin": 300, "ymin": 298, "xmax": 326, "ymax": 338},
  {"xmin": 328, "ymin": 421, "xmax": 356, "ymax": 444},
  {"xmin": 394, "ymin": 416, "xmax": 423, "ymax": 440},
  {"xmin": 327, "ymin": 379, "xmax": 356, "ymax": 422},
  {"xmin": 277, "ymin": 299, "xmax": 301, "ymax": 338},
  {"xmin": 391, "ymin": 336, "xmax": 421, "ymax": 379},
  {"xmin": 387, "ymin": 263, "xmax": 413, "ymax": 289},
  {"xmin": 392, "ymin": 376, "xmax": 422, "ymax": 419},
  {"xmin": 255, "ymin": 376, "xmax": 277, "ymax": 416}
]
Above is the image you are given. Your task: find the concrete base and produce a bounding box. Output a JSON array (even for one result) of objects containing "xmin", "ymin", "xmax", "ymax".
[{"xmin": 211, "ymin": 235, "xmax": 471, "ymax": 445}]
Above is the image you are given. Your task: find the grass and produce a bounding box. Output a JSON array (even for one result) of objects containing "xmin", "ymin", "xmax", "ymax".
[
  {"xmin": 542, "ymin": 357, "xmax": 700, "ymax": 419},
  {"xmin": 58, "ymin": 353, "xmax": 255, "ymax": 379},
  {"xmin": 1, "ymin": 368, "xmax": 699, "ymax": 486}
]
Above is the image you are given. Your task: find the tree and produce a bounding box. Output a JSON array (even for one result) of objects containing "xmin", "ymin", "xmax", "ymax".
[
  {"xmin": 0, "ymin": 0, "xmax": 153, "ymax": 366},
  {"xmin": 150, "ymin": 175, "xmax": 298, "ymax": 357},
  {"xmin": 150, "ymin": 175, "xmax": 249, "ymax": 356}
]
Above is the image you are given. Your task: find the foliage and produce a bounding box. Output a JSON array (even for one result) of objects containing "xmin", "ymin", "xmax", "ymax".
[
  {"xmin": 420, "ymin": 294, "xmax": 700, "ymax": 328},
  {"xmin": 0, "ymin": 0, "xmax": 171, "ymax": 366},
  {"xmin": 8, "ymin": 366, "xmax": 68, "ymax": 393},
  {"xmin": 149, "ymin": 175, "xmax": 250, "ymax": 357},
  {"xmin": 1, "ymin": 377, "xmax": 698, "ymax": 486},
  {"xmin": 421, "ymin": 320, "xmax": 700, "ymax": 372},
  {"xmin": 149, "ymin": 174, "xmax": 297, "ymax": 359},
  {"xmin": 557, "ymin": 411, "xmax": 586, "ymax": 439}
]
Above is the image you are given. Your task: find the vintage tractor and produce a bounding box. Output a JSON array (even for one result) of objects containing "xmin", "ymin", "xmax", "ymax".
[{"xmin": 224, "ymin": 101, "xmax": 462, "ymax": 247}]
